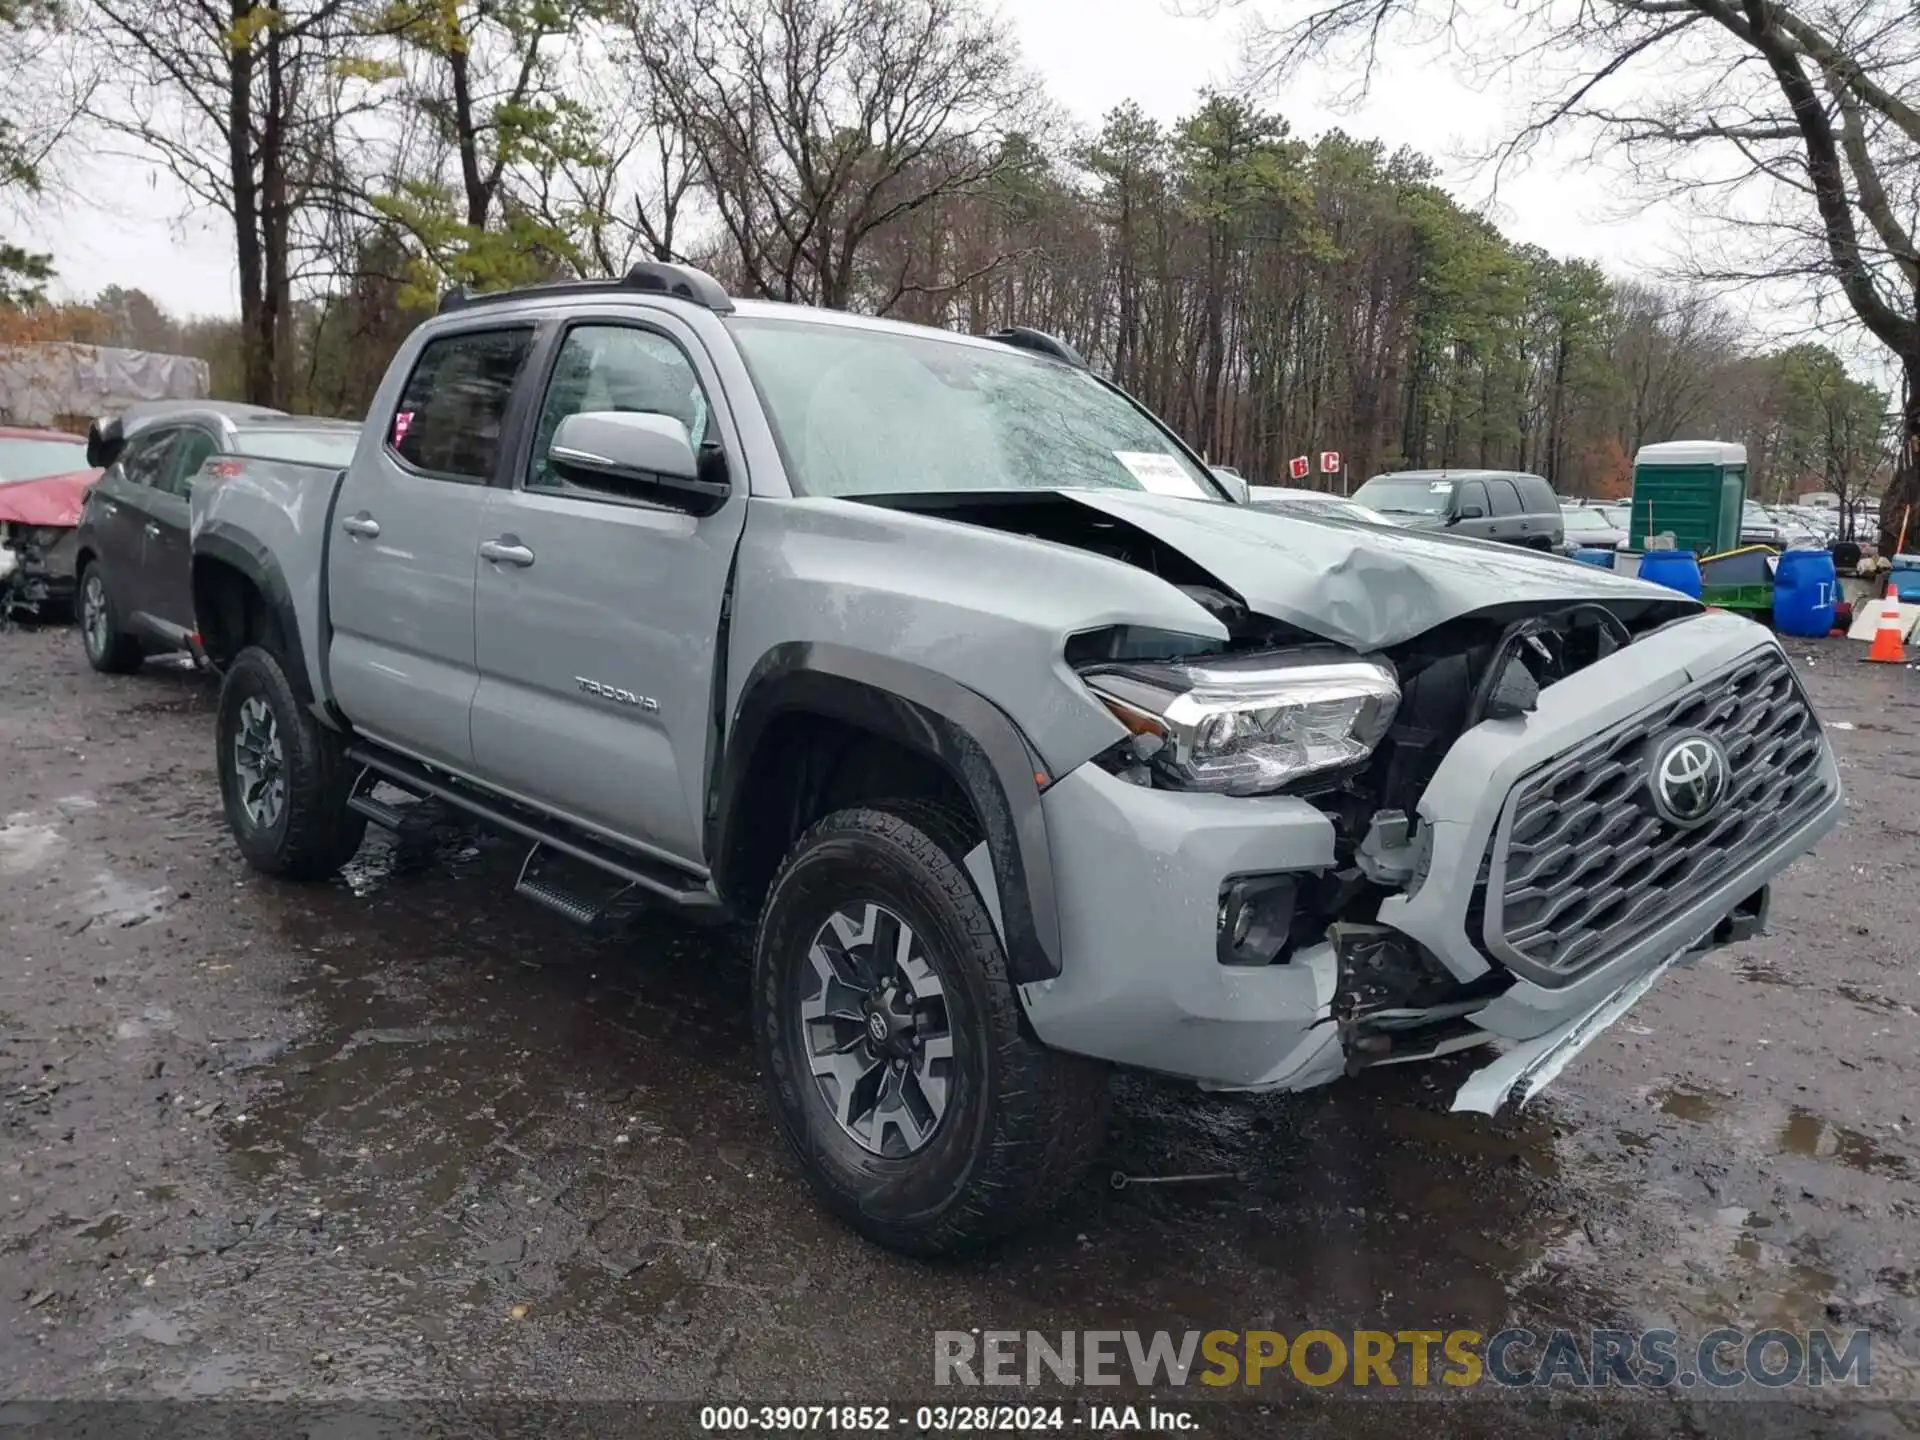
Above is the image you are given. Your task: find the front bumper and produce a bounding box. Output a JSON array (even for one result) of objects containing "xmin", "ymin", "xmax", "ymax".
[{"xmin": 1018, "ymin": 614, "xmax": 1842, "ymax": 1101}]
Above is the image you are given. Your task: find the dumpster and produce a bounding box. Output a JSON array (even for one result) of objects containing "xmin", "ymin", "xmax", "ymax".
[
  {"xmin": 1699, "ymin": 545, "xmax": 1776, "ymax": 614},
  {"xmin": 1630, "ymin": 441, "xmax": 1746, "ymax": 557}
]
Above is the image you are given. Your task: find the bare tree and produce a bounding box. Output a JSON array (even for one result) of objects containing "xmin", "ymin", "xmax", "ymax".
[
  {"xmin": 539, "ymin": 50, "xmax": 704, "ymax": 275},
  {"xmin": 1608, "ymin": 281, "xmax": 1747, "ymax": 450},
  {"xmin": 75, "ymin": 0, "xmax": 381, "ymax": 403},
  {"xmin": 1238, "ymin": 0, "xmax": 1920, "ymax": 550},
  {"xmin": 623, "ymin": 0, "xmax": 1035, "ymax": 310}
]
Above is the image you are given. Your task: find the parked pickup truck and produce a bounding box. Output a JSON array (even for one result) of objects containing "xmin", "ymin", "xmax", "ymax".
[{"xmin": 190, "ymin": 262, "xmax": 1842, "ymax": 1255}]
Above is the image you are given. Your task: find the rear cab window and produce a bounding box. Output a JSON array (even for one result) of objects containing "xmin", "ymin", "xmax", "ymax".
[{"xmin": 387, "ymin": 328, "xmax": 536, "ymax": 482}]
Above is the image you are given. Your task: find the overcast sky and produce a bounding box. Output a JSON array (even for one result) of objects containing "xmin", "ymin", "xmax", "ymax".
[{"xmin": 17, "ymin": 0, "xmax": 1684, "ymax": 320}]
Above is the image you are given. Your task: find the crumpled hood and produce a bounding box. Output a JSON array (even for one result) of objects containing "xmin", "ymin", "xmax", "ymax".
[
  {"xmin": 0, "ymin": 468, "xmax": 98, "ymax": 528},
  {"xmin": 1065, "ymin": 489, "xmax": 1695, "ymax": 650}
]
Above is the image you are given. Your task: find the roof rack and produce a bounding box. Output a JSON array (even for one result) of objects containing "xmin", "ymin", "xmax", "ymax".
[
  {"xmin": 982, "ymin": 326, "xmax": 1087, "ymax": 369},
  {"xmin": 437, "ymin": 261, "xmax": 735, "ymax": 317}
]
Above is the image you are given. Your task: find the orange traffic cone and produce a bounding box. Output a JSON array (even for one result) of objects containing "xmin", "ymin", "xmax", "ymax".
[{"xmin": 1865, "ymin": 583, "xmax": 1907, "ymax": 663}]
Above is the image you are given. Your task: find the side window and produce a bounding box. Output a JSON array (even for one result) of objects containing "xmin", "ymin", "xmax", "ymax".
[
  {"xmin": 1488, "ymin": 479, "xmax": 1522, "ymax": 517},
  {"xmin": 118, "ymin": 429, "xmax": 176, "ymax": 489},
  {"xmin": 161, "ymin": 428, "xmax": 219, "ymax": 497},
  {"xmin": 388, "ymin": 327, "xmax": 535, "ymax": 482},
  {"xmin": 1457, "ymin": 480, "xmax": 1490, "ymax": 517},
  {"xmin": 527, "ymin": 325, "xmax": 712, "ymax": 494}
]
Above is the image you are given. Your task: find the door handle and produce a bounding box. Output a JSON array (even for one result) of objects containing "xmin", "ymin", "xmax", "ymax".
[
  {"xmin": 144, "ymin": 523, "xmax": 162, "ymax": 538},
  {"xmin": 102, "ymin": 501, "xmax": 118, "ymax": 516},
  {"xmin": 340, "ymin": 513, "xmax": 380, "ymax": 539},
  {"xmin": 479, "ymin": 537, "xmax": 535, "ymax": 567}
]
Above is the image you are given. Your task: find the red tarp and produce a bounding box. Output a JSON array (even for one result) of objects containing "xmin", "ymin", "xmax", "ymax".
[{"xmin": 0, "ymin": 468, "xmax": 99, "ymax": 527}]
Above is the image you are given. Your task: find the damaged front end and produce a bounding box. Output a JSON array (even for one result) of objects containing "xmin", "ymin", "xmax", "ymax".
[
  {"xmin": 1033, "ymin": 578, "xmax": 1839, "ymax": 1113},
  {"xmin": 0, "ymin": 524, "xmax": 69, "ymax": 622}
]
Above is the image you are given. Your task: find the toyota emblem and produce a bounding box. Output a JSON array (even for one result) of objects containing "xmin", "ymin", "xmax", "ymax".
[{"xmin": 1649, "ymin": 732, "xmax": 1731, "ymax": 826}]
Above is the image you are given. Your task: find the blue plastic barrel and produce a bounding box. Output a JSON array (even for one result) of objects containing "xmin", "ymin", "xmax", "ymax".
[
  {"xmin": 1572, "ymin": 547, "xmax": 1617, "ymax": 569},
  {"xmin": 1772, "ymin": 548, "xmax": 1837, "ymax": 636},
  {"xmin": 1638, "ymin": 549, "xmax": 1702, "ymax": 599}
]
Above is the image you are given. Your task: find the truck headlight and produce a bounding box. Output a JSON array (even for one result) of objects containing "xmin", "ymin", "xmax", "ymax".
[{"xmin": 1084, "ymin": 648, "xmax": 1400, "ymax": 796}]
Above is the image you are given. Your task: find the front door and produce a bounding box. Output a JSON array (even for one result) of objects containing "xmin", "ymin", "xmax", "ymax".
[
  {"xmin": 327, "ymin": 324, "xmax": 537, "ymax": 771},
  {"xmin": 142, "ymin": 424, "xmax": 218, "ymax": 635},
  {"xmin": 470, "ymin": 314, "xmax": 748, "ymax": 865},
  {"xmin": 1452, "ymin": 479, "xmax": 1496, "ymax": 541},
  {"xmin": 89, "ymin": 425, "xmax": 177, "ymax": 622}
]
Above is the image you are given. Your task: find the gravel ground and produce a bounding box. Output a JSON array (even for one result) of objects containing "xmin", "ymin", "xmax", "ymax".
[{"xmin": 1, "ymin": 622, "xmax": 1916, "ymax": 1436}]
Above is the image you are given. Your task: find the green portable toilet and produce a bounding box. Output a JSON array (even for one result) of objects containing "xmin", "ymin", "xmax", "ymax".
[{"xmin": 1630, "ymin": 441, "xmax": 1747, "ymax": 557}]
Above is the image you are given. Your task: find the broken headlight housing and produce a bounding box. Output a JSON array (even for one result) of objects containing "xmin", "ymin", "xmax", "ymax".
[{"xmin": 1084, "ymin": 647, "xmax": 1400, "ymax": 796}]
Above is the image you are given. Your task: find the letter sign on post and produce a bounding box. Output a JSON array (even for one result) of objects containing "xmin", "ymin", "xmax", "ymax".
[
  {"xmin": 1288, "ymin": 456, "xmax": 1310, "ymax": 481},
  {"xmin": 1320, "ymin": 451, "xmax": 1341, "ymax": 474}
]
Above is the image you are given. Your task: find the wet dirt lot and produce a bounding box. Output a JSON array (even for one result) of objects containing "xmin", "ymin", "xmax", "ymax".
[{"xmin": 2, "ymin": 625, "xmax": 1916, "ymax": 1435}]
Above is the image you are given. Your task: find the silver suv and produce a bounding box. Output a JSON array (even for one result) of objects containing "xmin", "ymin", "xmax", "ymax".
[{"xmin": 186, "ymin": 263, "xmax": 1841, "ymax": 1254}]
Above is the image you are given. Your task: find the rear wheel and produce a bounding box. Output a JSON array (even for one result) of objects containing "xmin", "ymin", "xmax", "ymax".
[
  {"xmin": 78, "ymin": 561, "xmax": 142, "ymax": 673},
  {"xmin": 754, "ymin": 801, "xmax": 1108, "ymax": 1255},
  {"xmin": 216, "ymin": 645, "xmax": 365, "ymax": 879}
]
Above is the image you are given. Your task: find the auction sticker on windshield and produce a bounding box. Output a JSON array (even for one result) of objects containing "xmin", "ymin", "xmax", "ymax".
[{"xmin": 1114, "ymin": 451, "xmax": 1206, "ymax": 498}]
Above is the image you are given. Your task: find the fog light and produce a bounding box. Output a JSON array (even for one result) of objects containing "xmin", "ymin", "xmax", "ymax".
[{"xmin": 1217, "ymin": 875, "xmax": 1297, "ymax": 967}]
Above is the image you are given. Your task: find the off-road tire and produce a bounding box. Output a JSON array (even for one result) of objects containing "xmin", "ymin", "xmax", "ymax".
[
  {"xmin": 78, "ymin": 560, "xmax": 143, "ymax": 673},
  {"xmin": 754, "ymin": 800, "xmax": 1109, "ymax": 1256},
  {"xmin": 216, "ymin": 644, "xmax": 366, "ymax": 880}
]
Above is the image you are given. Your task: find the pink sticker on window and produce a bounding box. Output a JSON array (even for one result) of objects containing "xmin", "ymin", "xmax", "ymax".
[{"xmin": 393, "ymin": 410, "xmax": 414, "ymax": 445}]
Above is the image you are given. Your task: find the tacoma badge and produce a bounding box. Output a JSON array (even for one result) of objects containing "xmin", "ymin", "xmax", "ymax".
[{"xmin": 574, "ymin": 677, "xmax": 659, "ymax": 711}]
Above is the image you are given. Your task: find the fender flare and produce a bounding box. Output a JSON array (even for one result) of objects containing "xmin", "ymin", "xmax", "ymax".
[
  {"xmin": 191, "ymin": 524, "xmax": 311, "ymax": 697},
  {"xmin": 712, "ymin": 642, "xmax": 1063, "ymax": 983}
]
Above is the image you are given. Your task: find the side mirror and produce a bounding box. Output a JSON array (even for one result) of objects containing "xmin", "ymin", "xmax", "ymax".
[
  {"xmin": 86, "ymin": 415, "xmax": 125, "ymax": 470},
  {"xmin": 1452, "ymin": 504, "xmax": 1485, "ymax": 522},
  {"xmin": 547, "ymin": 410, "xmax": 729, "ymax": 517},
  {"xmin": 1211, "ymin": 468, "xmax": 1250, "ymax": 504}
]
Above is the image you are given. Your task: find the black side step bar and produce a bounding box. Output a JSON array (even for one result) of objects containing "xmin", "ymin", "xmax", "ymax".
[{"xmin": 344, "ymin": 744, "xmax": 719, "ymax": 912}]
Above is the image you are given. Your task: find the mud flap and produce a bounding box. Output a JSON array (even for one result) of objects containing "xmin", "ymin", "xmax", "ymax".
[{"xmin": 1449, "ymin": 951, "xmax": 1683, "ymax": 1115}]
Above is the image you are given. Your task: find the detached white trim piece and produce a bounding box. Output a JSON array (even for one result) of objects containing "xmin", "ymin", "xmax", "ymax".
[{"xmin": 1450, "ymin": 951, "xmax": 1683, "ymax": 1114}]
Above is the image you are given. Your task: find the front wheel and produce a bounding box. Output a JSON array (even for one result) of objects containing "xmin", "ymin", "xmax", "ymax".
[
  {"xmin": 753, "ymin": 802, "xmax": 1109, "ymax": 1256},
  {"xmin": 215, "ymin": 645, "xmax": 366, "ymax": 879}
]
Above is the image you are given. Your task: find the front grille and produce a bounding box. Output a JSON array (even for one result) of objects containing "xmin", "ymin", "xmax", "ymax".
[{"xmin": 1483, "ymin": 647, "xmax": 1830, "ymax": 984}]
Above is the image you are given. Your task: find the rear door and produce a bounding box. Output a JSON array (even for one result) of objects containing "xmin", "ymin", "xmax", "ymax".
[
  {"xmin": 142, "ymin": 423, "xmax": 218, "ymax": 634},
  {"xmin": 1517, "ymin": 476, "xmax": 1564, "ymax": 549},
  {"xmin": 469, "ymin": 312, "xmax": 748, "ymax": 865},
  {"xmin": 327, "ymin": 324, "xmax": 537, "ymax": 771},
  {"xmin": 1486, "ymin": 477, "xmax": 1526, "ymax": 546}
]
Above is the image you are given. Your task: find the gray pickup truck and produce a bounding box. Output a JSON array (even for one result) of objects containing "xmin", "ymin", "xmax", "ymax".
[{"xmin": 189, "ymin": 262, "xmax": 1841, "ymax": 1255}]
